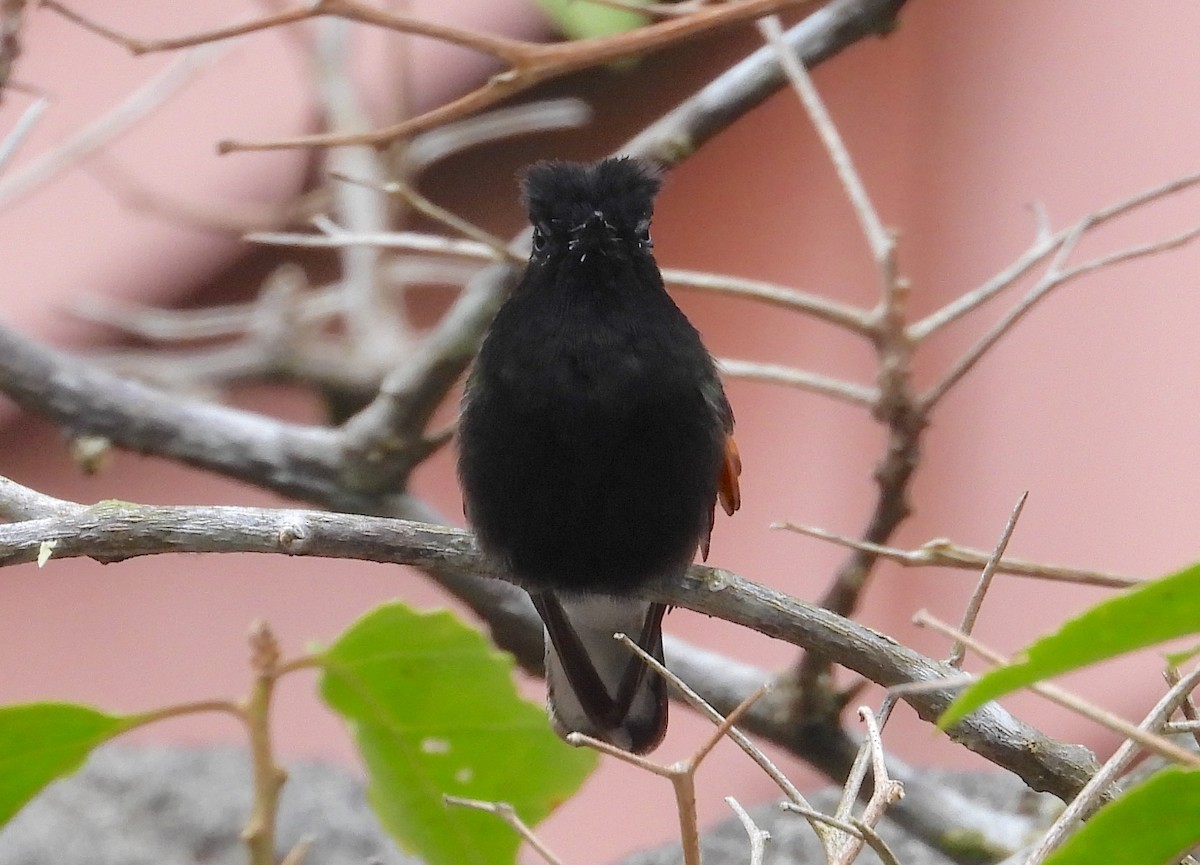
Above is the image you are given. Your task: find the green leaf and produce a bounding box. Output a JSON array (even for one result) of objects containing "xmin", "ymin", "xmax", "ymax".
[
  {"xmin": 0, "ymin": 702, "xmax": 134, "ymax": 826},
  {"xmin": 941, "ymin": 562, "xmax": 1200, "ymax": 728},
  {"xmin": 319, "ymin": 603, "xmax": 597, "ymax": 865},
  {"xmin": 1043, "ymin": 767, "xmax": 1200, "ymax": 865},
  {"xmin": 533, "ymin": 0, "xmax": 648, "ymax": 41}
]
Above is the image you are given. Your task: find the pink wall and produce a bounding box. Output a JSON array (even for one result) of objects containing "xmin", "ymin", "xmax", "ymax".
[{"xmin": 3, "ymin": 1, "xmax": 1200, "ymax": 862}]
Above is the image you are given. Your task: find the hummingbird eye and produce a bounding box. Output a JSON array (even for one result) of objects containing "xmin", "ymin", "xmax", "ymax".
[
  {"xmin": 635, "ymin": 218, "xmax": 652, "ymax": 248},
  {"xmin": 531, "ymin": 221, "xmax": 557, "ymax": 254}
]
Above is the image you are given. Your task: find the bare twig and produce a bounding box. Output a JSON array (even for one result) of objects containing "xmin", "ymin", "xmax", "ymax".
[
  {"xmin": 921, "ymin": 211, "xmax": 1200, "ymax": 409},
  {"xmin": 615, "ymin": 634, "xmax": 817, "ymax": 815},
  {"xmin": 772, "ymin": 0, "xmax": 921, "ymax": 751},
  {"xmin": 911, "ymin": 167, "xmax": 1200, "ymax": 341},
  {"xmin": 376, "ymin": 177, "xmax": 517, "ymax": 261},
  {"xmin": 662, "ymin": 267, "xmax": 871, "ymax": 334},
  {"xmin": 74, "ymin": 269, "xmax": 316, "ymax": 344},
  {"xmin": 0, "ymin": 474, "xmax": 83, "ymax": 520},
  {"xmin": 621, "ymin": 0, "xmax": 907, "ymax": 168},
  {"xmin": 913, "ymin": 610, "xmax": 1200, "ymax": 769},
  {"xmin": 1022, "ymin": 661, "xmax": 1200, "ymax": 865},
  {"xmin": 278, "ymin": 837, "xmax": 313, "ymax": 865},
  {"xmin": 835, "ymin": 695, "xmax": 897, "ymax": 823},
  {"xmin": 45, "ymin": 0, "xmax": 527, "ymax": 62},
  {"xmin": 1165, "ymin": 666, "xmax": 1200, "ymax": 750},
  {"xmin": 774, "ymin": 521, "xmax": 1138, "ymax": 589},
  {"xmin": 0, "ymin": 94, "xmax": 45, "ymax": 175},
  {"xmin": 757, "ymin": 15, "xmax": 890, "ymax": 265},
  {"xmin": 50, "ymin": 0, "xmax": 824, "ymax": 151},
  {"xmin": 949, "ymin": 492, "xmax": 1028, "ymax": 668},
  {"xmin": 247, "ymin": 226, "xmax": 502, "ymax": 258},
  {"xmin": 568, "ymin": 661, "xmax": 781, "ymax": 865},
  {"xmin": 726, "ymin": 797, "xmax": 770, "ymax": 865},
  {"xmin": 241, "ymin": 620, "xmax": 288, "ymax": 865},
  {"xmin": 822, "ymin": 705, "xmax": 904, "ymax": 865},
  {"xmin": 0, "ymin": 39, "xmax": 230, "ymax": 210},
  {"xmin": 311, "ymin": 16, "xmax": 409, "ymax": 351},
  {"xmin": 780, "ymin": 802, "xmax": 903, "ymax": 865},
  {"xmin": 854, "ymin": 707, "xmax": 904, "ymax": 825},
  {"xmin": 404, "ymin": 98, "xmax": 592, "ymax": 169},
  {"xmin": 443, "ymin": 797, "xmax": 564, "ymax": 865},
  {"xmin": 716, "ymin": 358, "xmax": 878, "ymax": 407}
]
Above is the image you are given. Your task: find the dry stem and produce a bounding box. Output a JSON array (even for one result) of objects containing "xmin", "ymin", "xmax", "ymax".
[
  {"xmin": 949, "ymin": 492, "xmax": 1028, "ymax": 668},
  {"xmin": 443, "ymin": 797, "xmax": 564, "ymax": 865},
  {"xmin": 48, "ymin": 0, "xmax": 822, "ymax": 151},
  {"xmin": 1021, "ymin": 661, "xmax": 1200, "ymax": 865},
  {"xmin": 913, "ymin": 610, "xmax": 1200, "ymax": 769},
  {"xmin": 775, "ymin": 522, "xmax": 1139, "ymax": 589}
]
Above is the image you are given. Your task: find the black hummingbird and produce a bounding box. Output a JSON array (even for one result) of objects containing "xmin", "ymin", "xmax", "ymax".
[{"xmin": 457, "ymin": 157, "xmax": 741, "ymax": 753}]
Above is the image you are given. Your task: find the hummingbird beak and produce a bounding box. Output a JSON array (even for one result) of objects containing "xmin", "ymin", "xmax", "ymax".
[{"xmin": 567, "ymin": 210, "xmax": 618, "ymax": 260}]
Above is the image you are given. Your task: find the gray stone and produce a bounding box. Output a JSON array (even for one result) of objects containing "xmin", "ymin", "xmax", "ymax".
[{"xmin": 0, "ymin": 745, "xmax": 1056, "ymax": 865}]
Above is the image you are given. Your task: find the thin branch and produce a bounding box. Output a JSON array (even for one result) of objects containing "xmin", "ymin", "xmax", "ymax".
[
  {"xmin": 246, "ymin": 226, "xmax": 501, "ymax": 258},
  {"xmin": 443, "ymin": 797, "xmax": 564, "ymax": 865},
  {"xmin": 662, "ymin": 268, "xmax": 872, "ymax": 334},
  {"xmin": 72, "ymin": 270, "xmax": 319, "ymax": 344},
  {"xmin": 569, "ymin": 661, "xmax": 780, "ymax": 865},
  {"xmin": 311, "ymin": 17, "xmax": 410, "ymax": 351},
  {"xmin": 756, "ymin": 14, "xmax": 890, "ymax": 265},
  {"xmin": 48, "ymin": 0, "xmax": 827, "ymax": 152},
  {"xmin": 0, "ymin": 94, "xmax": 46, "ymax": 175},
  {"xmin": 0, "ymin": 325, "xmax": 357, "ymax": 509},
  {"xmin": 1022, "ymin": 661, "xmax": 1200, "ymax": 865},
  {"xmin": 241, "ymin": 620, "xmax": 288, "ymax": 865},
  {"xmin": 780, "ymin": 802, "xmax": 903, "ymax": 865},
  {"xmin": 819, "ymin": 702, "xmax": 906, "ymax": 865},
  {"xmin": 949, "ymin": 492, "xmax": 1028, "ymax": 668},
  {"xmin": 726, "ymin": 797, "xmax": 770, "ymax": 865},
  {"xmin": 716, "ymin": 358, "xmax": 878, "ymax": 407},
  {"xmin": 404, "ymin": 98, "xmax": 592, "ymax": 170},
  {"xmin": 834, "ymin": 695, "xmax": 897, "ymax": 824},
  {"xmin": 911, "ymin": 166, "xmax": 1200, "ymax": 341},
  {"xmin": 621, "ymin": 0, "xmax": 908, "ymax": 168},
  {"xmin": 774, "ymin": 521, "xmax": 1139, "ymax": 589},
  {"xmin": 921, "ymin": 216, "xmax": 1200, "ymax": 409},
  {"xmin": 1165, "ymin": 666, "xmax": 1200, "ymax": 750},
  {"xmin": 616, "ymin": 633, "xmax": 814, "ymax": 814},
  {"xmin": 278, "ymin": 837, "xmax": 313, "ymax": 865},
  {"xmin": 756, "ymin": 11, "xmax": 918, "ymax": 721},
  {"xmin": 852, "ymin": 706, "xmax": 904, "ymax": 834},
  {"xmin": 375, "ymin": 177, "xmax": 518, "ymax": 262},
  {"xmin": 221, "ymin": 0, "xmax": 824, "ymax": 151},
  {"xmin": 45, "ymin": 0, "xmax": 528, "ymax": 63},
  {"xmin": 913, "ymin": 611, "xmax": 1200, "ymax": 769},
  {"xmin": 0, "ymin": 474, "xmax": 83, "ymax": 520},
  {"xmin": 0, "ymin": 38, "xmax": 230, "ymax": 210}
]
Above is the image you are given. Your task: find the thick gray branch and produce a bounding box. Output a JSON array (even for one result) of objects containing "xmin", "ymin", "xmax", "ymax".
[
  {"xmin": 0, "ymin": 325, "xmax": 416, "ymax": 515},
  {"xmin": 0, "ymin": 501, "xmax": 1097, "ymax": 808}
]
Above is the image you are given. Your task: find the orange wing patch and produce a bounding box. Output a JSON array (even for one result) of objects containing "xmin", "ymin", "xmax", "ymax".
[
  {"xmin": 718, "ymin": 434, "xmax": 742, "ymax": 516},
  {"xmin": 701, "ymin": 434, "xmax": 742, "ymax": 561}
]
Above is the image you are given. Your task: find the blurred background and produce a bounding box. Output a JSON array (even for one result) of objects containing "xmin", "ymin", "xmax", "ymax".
[{"xmin": 2, "ymin": 1, "xmax": 1200, "ymax": 861}]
